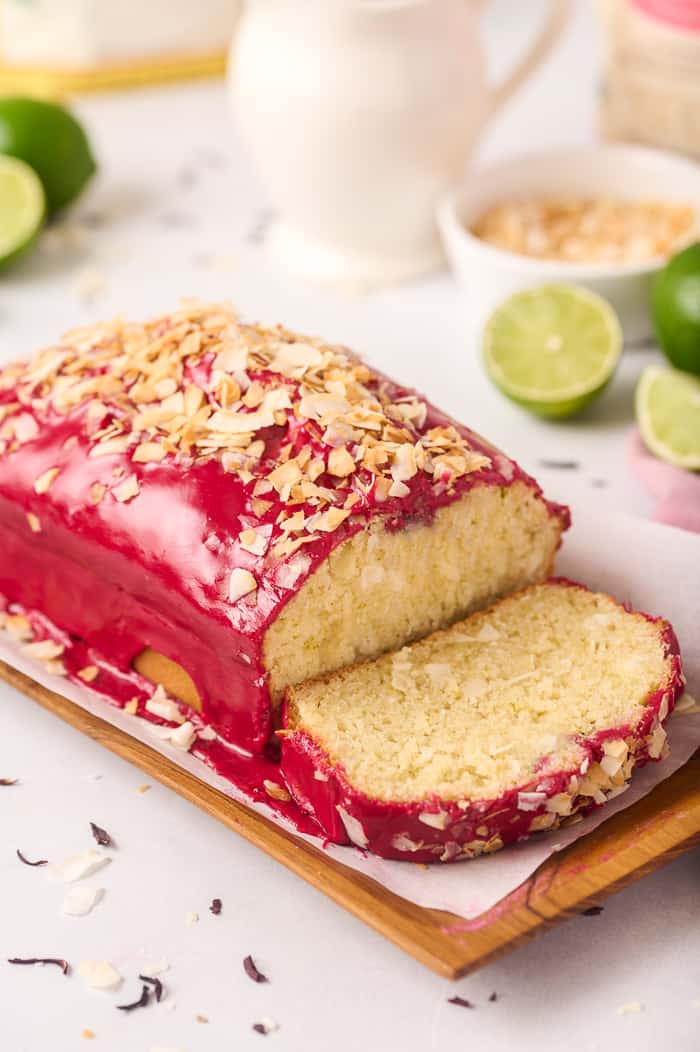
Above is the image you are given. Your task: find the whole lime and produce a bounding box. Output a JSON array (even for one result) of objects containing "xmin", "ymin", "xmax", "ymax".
[
  {"xmin": 651, "ymin": 241, "xmax": 700, "ymax": 376},
  {"xmin": 0, "ymin": 97, "xmax": 96, "ymax": 215}
]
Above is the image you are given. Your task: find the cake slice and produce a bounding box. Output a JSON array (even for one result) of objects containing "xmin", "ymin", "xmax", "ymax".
[
  {"xmin": 0, "ymin": 302, "xmax": 567, "ymax": 751},
  {"xmin": 281, "ymin": 580, "xmax": 684, "ymax": 861}
]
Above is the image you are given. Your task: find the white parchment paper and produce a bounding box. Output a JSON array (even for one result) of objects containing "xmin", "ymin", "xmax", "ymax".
[{"xmin": 2, "ymin": 504, "xmax": 699, "ymax": 920}]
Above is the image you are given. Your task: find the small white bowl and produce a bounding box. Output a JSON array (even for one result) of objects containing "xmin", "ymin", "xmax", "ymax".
[{"xmin": 436, "ymin": 145, "xmax": 700, "ymax": 345}]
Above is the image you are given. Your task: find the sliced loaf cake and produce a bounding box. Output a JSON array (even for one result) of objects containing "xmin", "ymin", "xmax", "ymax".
[
  {"xmin": 281, "ymin": 580, "xmax": 684, "ymax": 862},
  {"xmin": 0, "ymin": 301, "xmax": 567, "ymax": 750}
]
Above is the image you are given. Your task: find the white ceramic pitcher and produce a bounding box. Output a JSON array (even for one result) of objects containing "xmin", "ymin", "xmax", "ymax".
[{"xmin": 229, "ymin": 0, "xmax": 570, "ymax": 284}]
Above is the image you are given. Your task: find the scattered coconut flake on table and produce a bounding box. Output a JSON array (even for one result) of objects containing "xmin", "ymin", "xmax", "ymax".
[
  {"xmin": 617, "ymin": 1002, "xmax": 644, "ymax": 1016},
  {"xmin": 49, "ymin": 850, "xmax": 111, "ymax": 883},
  {"xmin": 77, "ymin": 960, "xmax": 122, "ymax": 991},
  {"xmin": 75, "ymin": 266, "xmax": 106, "ymax": 303},
  {"xmin": 62, "ymin": 885, "xmax": 103, "ymax": 916}
]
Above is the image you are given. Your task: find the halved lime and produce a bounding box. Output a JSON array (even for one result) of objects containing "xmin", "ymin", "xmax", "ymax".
[
  {"xmin": 0, "ymin": 155, "xmax": 46, "ymax": 269},
  {"xmin": 636, "ymin": 366, "xmax": 700, "ymax": 470},
  {"xmin": 482, "ymin": 285, "xmax": 623, "ymax": 419}
]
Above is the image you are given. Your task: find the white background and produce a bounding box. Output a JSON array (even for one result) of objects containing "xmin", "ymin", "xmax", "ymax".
[{"xmin": 1, "ymin": 2, "xmax": 698, "ymax": 1049}]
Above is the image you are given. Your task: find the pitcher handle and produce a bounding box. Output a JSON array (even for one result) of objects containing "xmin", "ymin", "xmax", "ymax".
[{"xmin": 483, "ymin": 0, "xmax": 571, "ymax": 115}]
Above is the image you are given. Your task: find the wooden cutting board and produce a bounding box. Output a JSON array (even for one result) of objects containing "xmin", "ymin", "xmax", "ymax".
[{"xmin": 3, "ymin": 658, "xmax": 699, "ymax": 980}]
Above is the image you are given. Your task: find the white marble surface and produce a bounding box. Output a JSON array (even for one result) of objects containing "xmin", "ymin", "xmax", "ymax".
[{"xmin": 1, "ymin": 2, "xmax": 698, "ymax": 1049}]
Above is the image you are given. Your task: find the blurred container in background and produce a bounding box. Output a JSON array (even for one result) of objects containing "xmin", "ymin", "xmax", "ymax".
[
  {"xmin": 0, "ymin": 0, "xmax": 241, "ymax": 94},
  {"xmin": 598, "ymin": 0, "xmax": 700, "ymax": 158}
]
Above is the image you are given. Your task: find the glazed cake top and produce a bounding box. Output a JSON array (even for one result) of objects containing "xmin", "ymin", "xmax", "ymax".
[{"xmin": 0, "ymin": 301, "xmax": 556, "ymax": 629}]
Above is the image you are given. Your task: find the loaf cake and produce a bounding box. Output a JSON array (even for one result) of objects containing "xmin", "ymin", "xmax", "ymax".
[
  {"xmin": 281, "ymin": 580, "xmax": 684, "ymax": 861},
  {"xmin": 0, "ymin": 302, "xmax": 568, "ymax": 751}
]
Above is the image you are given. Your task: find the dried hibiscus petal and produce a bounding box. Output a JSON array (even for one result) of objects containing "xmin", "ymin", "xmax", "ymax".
[
  {"xmin": 209, "ymin": 898, "xmax": 222, "ymax": 915},
  {"xmin": 0, "ymin": 778, "xmax": 18, "ymax": 786},
  {"xmin": 117, "ymin": 985, "xmax": 150, "ymax": 1011},
  {"xmin": 16, "ymin": 849, "xmax": 48, "ymax": 867},
  {"xmin": 8, "ymin": 957, "xmax": 69, "ymax": 975},
  {"xmin": 89, "ymin": 822, "xmax": 112, "ymax": 847},
  {"xmin": 448, "ymin": 996, "xmax": 474, "ymax": 1009},
  {"xmin": 138, "ymin": 974, "xmax": 163, "ymax": 1002},
  {"xmin": 243, "ymin": 955, "xmax": 268, "ymax": 983}
]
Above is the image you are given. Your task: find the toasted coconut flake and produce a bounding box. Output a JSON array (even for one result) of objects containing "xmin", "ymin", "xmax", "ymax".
[
  {"xmin": 133, "ymin": 442, "xmax": 167, "ymax": 464},
  {"xmin": 62, "ymin": 885, "xmax": 103, "ymax": 916},
  {"xmin": 263, "ymin": 779, "xmax": 291, "ymax": 802},
  {"xmin": 50, "ymin": 849, "xmax": 110, "ymax": 883},
  {"xmin": 229, "ymin": 567, "xmax": 257, "ymax": 603},
  {"xmin": 89, "ymin": 482, "xmax": 107, "ymax": 505},
  {"xmin": 26, "ymin": 512, "xmax": 41, "ymax": 533},
  {"xmin": 314, "ymin": 507, "xmax": 351, "ymax": 532},
  {"xmin": 13, "ymin": 414, "xmax": 39, "ymax": 444},
  {"xmin": 168, "ymin": 721, "xmax": 196, "ymax": 751},
  {"xmin": 239, "ymin": 526, "xmax": 272, "ymax": 556},
  {"xmin": 113, "ymin": 474, "xmax": 140, "ymax": 503},
  {"xmin": 33, "ymin": 467, "xmax": 60, "ymax": 494},
  {"xmin": 146, "ymin": 687, "xmax": 186, "ymax": 725},
  {"xmin": 388, "ymin": 479, "xmax": 410, "ymax": 499},
  {"xmin": 327, "ymin": 446, "xmax": 355, "ymax": 477},
  {"xmin": 617, "ymin": 1001, "xmax": 643, "ymax": 1016},
  {"xmin": 21, "ymin": 639, "xmax": 64, "ymax": 661},
  {"xmin": 673, "ymin": 692, "xmax": 700, "ymax": 716},
  {"xmin": 78, "ymin": 665, "xmax": 99, "ymax": 683},
  {"xmin": 336, "ymin": 806, "xmax": 368, "ymax": 848},
  {"xmin": 418, "ymin": 811, "xmax": 450, "ymax": 830},
  {"xmin": 5, "ymin": 614, "xmax": 33, "ymax": 640},
  {"xmin": 647, "ymin": 723, "xmax": 667, "ymax": 759},
  {"xmin": 88, "ymin": 436, "xmax": 131, "ymax": 458},
  {"xmin": 517, "ymin": 791, "xmax": 548, "ymax": 812},
  {"xmin": 77, "ymin": 960, "xmax": 122, "ymax": 991}
]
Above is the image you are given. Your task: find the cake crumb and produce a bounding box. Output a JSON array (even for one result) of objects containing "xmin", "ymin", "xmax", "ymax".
[
  {"xmin": 137, "ymin": 783, "xmax": 151, "ymax": 793},
  {"xmin": 81, "ymin": 1030, "xmax": 96, "ymax": 1040},
  {"xmin": 196, "ymin": 1014, "xmax": 209, "ymax": 1023},
  {"xmin": 75, "ymin": 267, "xmax": 106, "ymax": 302},
  {"xmin": 617, "ymin": 1001, "xmax": 643, "ymax": 1016}
]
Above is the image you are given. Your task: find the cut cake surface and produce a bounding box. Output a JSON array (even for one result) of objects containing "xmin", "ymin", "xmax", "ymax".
[{"xmin": 281, "ymin": 580, "xmax": 684, "ymax": 861}]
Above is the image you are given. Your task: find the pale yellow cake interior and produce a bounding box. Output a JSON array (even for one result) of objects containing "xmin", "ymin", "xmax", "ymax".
[
  {"xmin": 265, "ymin": 480, "xmax": 562, "ymax": 700},
  {"xmin": 287, "ymin": 583, "xmax": 670, "ymax": 803}
]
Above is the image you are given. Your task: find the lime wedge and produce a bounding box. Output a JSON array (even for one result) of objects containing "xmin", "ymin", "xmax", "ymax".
[
  {"xmin": 482, "ymin": 285, "xmax": 623, "ymax": 418},
  {"xmin": 0, "ymin": 155, "xmax": 46, "ymax": 269},
  {"xmin": 636, "ymin": 366, "xmax": 700, "ymax": 470}
]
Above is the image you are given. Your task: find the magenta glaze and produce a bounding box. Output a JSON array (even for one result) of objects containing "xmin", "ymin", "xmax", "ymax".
[
  {"xmin": 280, "ymin": 589, "xmax": 685, "ymax": 862},
  {"xmin": 0, "ymin": 592, "xmax": 323, "ymax": 836},
  {"xmin": 0, "ymin": 351, "xmax": 568, "ymax": 753}
]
